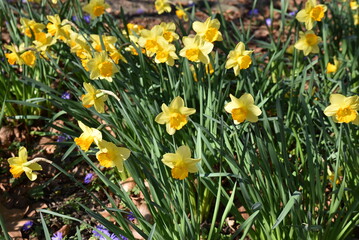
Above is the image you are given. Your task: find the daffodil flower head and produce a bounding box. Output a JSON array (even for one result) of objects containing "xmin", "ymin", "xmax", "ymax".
[
  {"xmin": 4, "ymin": 44, "xmax": 24, "ymax": 65},
  {"xmin": 175, "ymin": 5, "xmax": 189, "ymax": 21},
  {"xmin": 296, "ymin": 0, "xmax": 327, "ymax": 30},
  {"xmin": 20, "ymin": 18, "xmax": 45, "ymax": 38},
  {"xmin": 225, "ymin": 42, "xmax": 253, "ymax": 76},
  {"xmin": 46, "ymin": 14, "xmax": 72, "ymax": 41},
  {"xmin": 324, "ymin": 94, "xmax": 359, "ymax": 124},
  {"xmin": 90, "ymin": 34, "xmax": 117, "ymax": 52},
  {"xmin": 294, "ymin": 30, "xmax": 322, "ymax": 56},
  {"xmin": 179, "ymin": 35, "xmax": 214, "ymax": 64},
  {"xmin": 83, "ymin": 0, "xmax": 110, "ymax": 18},
  {"xmin": 192, "ymin": 17, "xmax": 223, "ymax": 43},
  {"xmin": 327, "ymin": 166, "xmax": 343, "ymax": 187},
  {"xmin": 81, "ymin": 82, "xmax": 108, "ymax": 113},
  {"xmin": 74, "ymin": 121, "xmax": 103, "ymax": 151},
  {"xmin": 95, "ymin": 140, "xmax": 131, "ymax": 172},
  {"xmin": 225, "ymin": 93, "xmax": 262, "ymax": 124},
  {"xmin": 8, "ymin": 147, "xmax": 42, "ymax": 181},
  {"xmin": 155, "ymin": 38, "xmax": 178, "ymax": 66},
  {"xmin": 326, "ymin": 57, "xmax": 341, "ymax": 74},
  {"xmin": 155, "ymin": 96, "xmax": 196, "ymax": 135},
  {"xmin": 155, "ymin": 0, "xmax": 171, "ymax": 15},
  {"xmin": 159, "ymin": 22, "xmax": 179, "ymax": 43},
  {"xmin": 162, "ymin": 145, "xmax": 201, "ymax": 180},
  {"xmin": 86, "ymin": 51, "xmax": 119, "ymax": 82},
  {"xmin": 138, "ymin": 25, "xmax": 165, "ymax": 57}
]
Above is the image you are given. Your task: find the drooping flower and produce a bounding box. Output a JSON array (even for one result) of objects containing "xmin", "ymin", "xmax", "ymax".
[
  {"xmin": 192, "ymin": 17, "xmax": 223, "ymax": 43},
  {"xmin": 86, "ymin": 51, "xmax": 119, "ymax": 82},
  {"xmin": 81, "ymin": 82, "xmax": 108, "ymax": 113},
  {"xmin": 155, "ymin": 96, "xmax": 196, "ymax": 135},
  {"xmin": 46, "ymin": 14, "xmax": 71, "ymax": 41},
  {"xmin": 95, "ymin": 140, "xmax": 131, "ymax": 172},
  {"xmin": 326, "ymin": 57, "xmax": 341, "ymax": 73},
  {"xmin": 323, "ymin": 94, "xmax": 359, "ymax": 124},
  {"xmin": 4, "ymin": 44, "xmax": 23, "ymax": 65},
  {"xmin": 225, "ymin": 42, "xmax": 253, "ymax": 76},
  {"xmin": 224, "ymin": 93, "xmax": 262, "ymax": 124},
  {"xmin": 20, "ymin": 18, "xmax": 45, "ymax": 38},
  {"xmin": 294, "ymin": 30, "xmax": 321, "ymax": 56},
  {"xmin": 162, "ymin": 145, "xmax": 201, "ymax": 180},
  {"xmin": 74, "ymin": 121, "xmax": 103, "ymax": 151},
  {"xmin": 20, "ymin": 49, "xmax": 37, "ymax": 68},
  {"xmin": 154, "ymin": 38, "xmax": 178, "ymax": 66},
  {"xmin": 296, "ymin": 0, "xmax": 327, "ymax": 30},
  {"xmin": 155, "ymin": 0, "xmax": 171, "ymax": 15},
  {"xmin": 7, "ymin": 147, "xmax": 42, "ymax": 181},
  {"xmin": 83, "ymin": 0, "xmax": 110, "ymax": 18},
  {"xmin": 179, "ymin": 35, "xmax": 213, "ymax": 64}
]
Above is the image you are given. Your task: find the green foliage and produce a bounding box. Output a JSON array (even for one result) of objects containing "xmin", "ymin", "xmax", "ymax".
[{"xmin": 1, "ymin": 0, "xmax": 358, "ymax": 239}]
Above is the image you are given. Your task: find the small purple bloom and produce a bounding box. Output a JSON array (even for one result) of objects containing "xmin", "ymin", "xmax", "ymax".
[
  {"xmin": 51, "ymin": 232, "xmax": 63, "ymax": 240},
  {"xmin": 72, "ymin": 16, "xmax": 78, "ymax": 22},
  {"xmin": 289, "ymin": 10, "xmax": 297, "ymax": 17},
  {"xmin": 57, "ymin": 133, "xmax": 71, "ymax": 142},
  {"xmin": 84, "ymin": 173, "xmax": 94, "ymax": 184},
  {"xmin": 83, "ymin": 15, "xmax": 91, "ymax": 24},
  {"xmin": 188, "ymin": 1, "xmax": 195, "ymax": 7},
  {"xmin": 266, "ymin": 18, "xmax": 272, "ymax": 26},
  {"xmin": 61, "ymin": 91, "xmax": 71, "ymax": 99},
  {"xmin": 126, "ymin": 212, "xmax": 135, "ymax": 221},
  {"xmin": 93, "ymin": 225, "xmax": 110, "ymax": 239},
  {"xmin": 21, "ymin": 221, "xmax": 33, "ymax": 231},
  {"xmin": 249, "ymin": 9, "xmax": 259, "ymax": 16},
  {"xmin": 136, "ymin": 8, "xmax": 145, "ymax": 14}
]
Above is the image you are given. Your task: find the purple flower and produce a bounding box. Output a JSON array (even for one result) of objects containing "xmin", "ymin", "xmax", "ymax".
[
  {"xmin": 84, "ymin": 173, "xmax": 94, "ymax": 184},
  {"xmin": 126, "ymin": 212, "xmax": 135, "ymax": 221},
  {"xmin": 266, "ymin": 18, "xmax": 272, "ymax": 26},
  {"xmin": 51, "ymin": 232, "xmax": 63, "ymax": 240},
  {"xmin": 249, "ymin": 9, "xmax": 259, "ymax": 16},
  {"xmin": 61, "ymin": 92, "xmax": 71, "ymax": 99},
  {"xmin": 136, "ymin": 8, "xmax": 145, "ymax": 14},
  {"xmin": 92, "ymin": 225, "xmax": 127, "ymax": 240},
  {"xmin": 72, "ymin": 16, "xmax": 78, "ymax": 22},
  {"xmin": 83, "ymin": 15, "xmax": 91, "ymax": 24},
  {"xmin": 57, "ymin": 133, "xmax": 71, "ymax": 142},
  {"xmin": 288, "ymin": 10, "xmax": 297, "ymax": 17},
  {"xmin": 21, "ymin": 221, "xmax": 33, "ymax": 231}
]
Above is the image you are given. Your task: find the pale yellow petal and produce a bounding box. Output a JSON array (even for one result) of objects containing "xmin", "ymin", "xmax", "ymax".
[{"xmin": 176, "ymin": 145, "xmax": 191, "ymax": 159}]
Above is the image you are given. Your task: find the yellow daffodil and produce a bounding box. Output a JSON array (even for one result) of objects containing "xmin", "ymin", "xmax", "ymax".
[
  {"xmin": 326, "ymin": 57, "xmax": 341, "ymax": 73},
  {"xmin": 155, "ymin": 38, "xmax": 178, "ymax": 66},
  {"xmin": 296, "ymin": 0, "xmax": 327, "ymax": 30},
  {"xmin": 67, "ymin": 32, "xmax": 91, "ymax": 59},
  {"xmin": 4, "ymin": 44, "xmax": 24, "ymax": 65},
  {"xmin": 46, "ymin": 14, "xmax": 71, "ymax": 41},
  {"xmin": 20, "ymin": 18, "xmax": 45, "ymax": 38},
  {"xmin": 159, "ymin": 22, "xmax": 179, "ymax": 43},
  {"xmin": 192, "ymin": 17, "xmax": 223, "ymax": 43},
  {"xmin": 155, "ymin": 96, "xmax": 196, "ymax": 135},
  {"xmin": 83, "ymin": 0, "xmax": 110, "ymax": 18},
  {"xmin": 81, "ymin": 82, "xmax": 108, "ymax": 113},
  {"xmin": 179, "ymin": 35, "xmax": 214, "ymax": 64},
  {"xmin": 354, "ymin": 14, "xmax": 359, "ymax": 25},
  {"xmin": 20, "ymin": 50, "xmax": 37, "ymax": 67},
  {"xmin": 155, "ymin": 0, "xmax": 171, "ymax": 15},
  {"xmin": 286, "ymin": 45, "xmax": 295, "ymax": 55},
  {"xmin": 225, "ymin": 93, "xmax": 262, "ymax": 124},
  {"xmin": 162, "ymin": 145, "xmax": 200, "ymax": 180},
  {"xmin": 74, "ymin": 121, "xmax": 103, "ymax": 151},
  {"xmin": 8, "ymin": 147, "xmax": 42, "ymax": 181},
  {"xmin": 327, "ymin": 166, "xmax": 343, "ymax": 187},
  {"xmin": 324, "ymin": 94, "xmax": 359, "ymax": 124},
  {"xmin": 96, "ymin": 140, "xmax": 131, "ymax": 172},
  {"xmin": 33, "ymin": 32, "xmax": 57, "ymax": 53},
  {"xmin": 350, "ymin": 1, "xmax": 358, "ymax": 10},
  {"xmin": 90, "ymin": 34, "xmax": 117, "ymax": 52},
  {"xmin": 225, "ymin": 42, "xmax": 253, "ymax": 76},
  {"xmin": 138, "ymin": 25, "xmax": 165, "ymax": 57},
  {"xmin": 86, "ymin": 51, "xmax": 119, "ymax": 82},
  {"xmin": 176, "ymin": 5, "xmax": 188, "ymax": 21},
  {"xmin": 294, "ymin": 30, "xmax": 321, "ymax": 56},
  {"xmin": 126, "ymin": 23, "xmax": 145, "ymax": 35}
]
